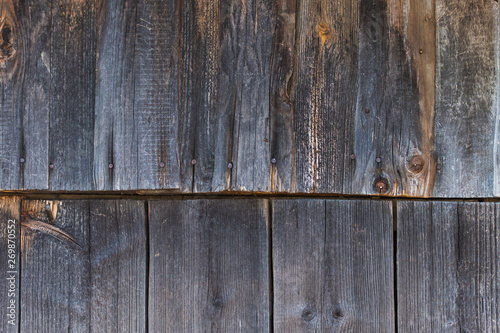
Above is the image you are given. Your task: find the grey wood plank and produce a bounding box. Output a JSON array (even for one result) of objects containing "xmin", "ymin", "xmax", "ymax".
[
  {"xmin": 353, "ymin": 0, "xmax": 437, "ymax": 196},
  {"xmin": 93, "ymin": 0, "xmax": 138, "ymax": 190},
  {"xmin": 148, "ymin": 199, "xmax": 270, "ymax": 332},
  {"xmin": 178, "ymin": 0, "xmax": 220, "ymax": 192},
  {"xmin": 284, "ymin": 0, "xmax": 359, "ymax": 193},
  {"xmin": 273, "ymin": 199, "xmax": 395, "ymax": 332},
  {"xmin": 434, "ymin": 1, "xmax": 497, "ymax": 197},
  {"xmin": 48, "ymin": 0, "xmax": 96, "ymax": 191},
  {"xmin": 20, "ymin": 200, "xmax": 90, "ymax": 332},
  {"xmin": 270, "ymin": 0, "xmax": 295, "ymax": 192},
  {"xmin": 0, "ymin": 197, "xmax": 20, "ymax": 333},
  {"xmin": 222, "ymin": 0, "xmax": 273, "ymax": 192},
  {"xmin": 19, "ymin": 0, "xmax": 51, "ymax": 190},
  {"xmin": 0, "ymin": 1, "xmax": 22, "ymax": 190},
  {"xmin": 89, "ymin": 200, "xmax": 147, "ymax": 333},
  {"xmin": 397, "ymin": 201, "xmax": 500, "ymax": 332}
]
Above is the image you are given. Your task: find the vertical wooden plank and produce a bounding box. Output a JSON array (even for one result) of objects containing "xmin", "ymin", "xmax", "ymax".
[
  {"xmin": 273, "ymin": 199, "xmax": 394, "ymax": 332},
  {"xmin": 93, "ymin": 0, "xmax": 138, "ymax": 190},
  {"xmin": 353, "ymin": 0, "xmax": 437, "ymax": 196},
  {"xmin": 398, "ymin": 201, "xmax": 500, "ymax": 332},
  {"xmin": 285, "ymin": 0, "xmax": 359, "ymax": 193},
  {"xmin": 48, "ymin": 0, "xmax": 96, "ymax": 191},
  {"xmin": 20, "ymin": 0, "xmax": 51, "ymax": 190},
  {"xmin": 90, "ymin": 200, "xmax": 146, "ymax": 333},
  {"xmin": 21, "ymin": 200, "xmax": 90, "ymax": 332},
  {"xmin": 224, "ymin": 0, "xmax": 273, "ymax": 192},
  {"xmin": 0, "ymin": 197, "xmax": 20, "ymax": 333},
  {"xmin": 149, "ymin": 199, "xmax": 269, "ymax": 331},
  {"xmin": 0, "ymin": 1, "xmax": 22, "ymax": 190},
  {"xmin": 179, "ymin": 0, "xmax": 220, "ymax": 192},
  {"xmin": 270, "ymin": 0, "xmax": 296, "ymax": 192},
  {"xmin": 434, "ymin": 1, "xmax": 497, "ymax": 197}
]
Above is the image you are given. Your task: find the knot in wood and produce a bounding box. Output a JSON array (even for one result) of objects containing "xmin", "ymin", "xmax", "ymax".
[
  {"xmin": 373, "ymin": 176, "xmax": 391, "ymax": 194},
  {"xmin": 0, "ymin": 19, "xmax": 14, "ymax": 64},
  {"xmin": 407, "ymin": 155, "xmax": 425, "ymax": 174},
  {"xmin": 317, "ymin": 23, "xmax": 331, "ymax": 46},
  {"xmin": 301, "ymin": 308, "xmax": 316, "ymax": 322}
]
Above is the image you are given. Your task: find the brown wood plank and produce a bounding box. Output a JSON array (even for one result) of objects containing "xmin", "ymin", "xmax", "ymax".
[
  {"xmin": 20, "ymin": 200, "xmax": 90, "ymax": 332},
  {"xmin": 89, "ymin": 200, "xmax": 147, "ymax": 333},
  {"xmin": 273, "ymin": 199, "xmax": 395, "ymax": 332},
  {"xmin": 0, "ymin": 197, "xmax": 20, "ymax": 332},
  {"xmin": 148, "ymin": 199, "xmax": 270, "ymax": 331},
  {"xmin": 353, "ymin": 0, "xmax": 437, "ymax": 196},
  {"xmin": 434, "ymin": 1, "xmax": 497, "ymax": 197},
  {"xmin": 397, "ymin": 201, "xmax": 500, "ymax": 332},
  {"xmin": 48, "ymin": 0, "xmax": 96, "ymax": 191},
  {"xmin": 0, "ymin": 1, "xmax": 22, "ymax": 190}
]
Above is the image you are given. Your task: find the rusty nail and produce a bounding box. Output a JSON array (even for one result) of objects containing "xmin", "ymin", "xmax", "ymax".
[
  {"xmin": 227, "ymin": 162, "xmax": 233, "ymax": 169},
  {"xmin": 365, "ymin": 108, "xmax": 370, "ymax": 114},
  {"xmin": 376, "ymin": 157, "xmax": 381, "ymax": 163},
  {"xmin": 20, "ymin": 157, "xmax": 25, "ymax": 163},
  {"xmin": 373, "ymin": 176, "xmax": 390, "ymax": 194},
  {"xmin": 191, "ymin": 159, "xmax": 197, "ymax": 165},
  {"xmin": 408, "ymin": 155, "xmax": 424, "ymax": 174},
  {"xmin": 350, "ymin": 154, "xmax": 356, "ymax": 160},
  {"xmin": 108, "ymin": 163, "xmax": 114, "ymax": 169},
  {"xmin": 49, "ymin": 163, "xmax": 54, "ymax": 169},
  {"xmin": 271, "ymin": 157, "xmax": 277, "ymax": 164},
  {"xmin": 159, "ymin": 162, "xmax": 165, "ymax": 168}
]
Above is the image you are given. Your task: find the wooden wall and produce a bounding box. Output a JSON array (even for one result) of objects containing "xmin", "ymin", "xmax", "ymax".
[
  {"xmin": 0, "ymin": 196, "xmax": 499, "ymax": 332},
  {"xmin": 0, "ymin": 0, "xmax": 498, "ymax": 197}
]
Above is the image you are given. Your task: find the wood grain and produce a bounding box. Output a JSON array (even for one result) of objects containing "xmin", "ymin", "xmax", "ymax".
[
  {"xmin": 353, "ymin": 0, "xmax": 437, "ymax": 196},
  {"xmin": 273, "ymin": 199, "xmax": 395, "ymax": 332},
  {"xmin": 434, "ymin": 0, "xmax": 497, "ymax": 197},
  {"xmin": 0, "ymin": 197, "xmax": 20, "ymax": 333},
  {"xmin": 0, "ymin": 0, "xmax": 22, "ymax": 190},
  {"xmin": 21, "ymin": 200, "xmax": 90, "ymax": 332},
  {"xmin": 397, "ymin": 201, "xmax": 500, "ymax": 332},
  {"xmin": 89, "ymin": 200, "xmax": 147, "ymax": 333},
  {"xmin": 48, "ymin": 0, "xmax": 96, "ymax": 190},
  {"xmin": 148, "ymin": 199, "xmax": 270, "ymax": 332}
]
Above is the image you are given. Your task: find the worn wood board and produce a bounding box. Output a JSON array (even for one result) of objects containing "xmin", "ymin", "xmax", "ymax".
[{"xmin": 272, "ymin": 199, "xmax": 395, "ymax": 332}]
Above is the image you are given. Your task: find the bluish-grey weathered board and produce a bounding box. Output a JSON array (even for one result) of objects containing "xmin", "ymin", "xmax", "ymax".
[
  {"xmin": 0, "ymin": 0, "xmax": 498, "ymax": 196},
  {"xmin": 397, "ymin": 201, "xmax": 500, "ymax": 332}
]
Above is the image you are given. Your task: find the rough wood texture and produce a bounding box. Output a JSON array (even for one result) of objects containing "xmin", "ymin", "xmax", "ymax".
[
  {"xmin": 273, "ymin": 199, "xmax": 395, "ymax": 332},
  {"xmin": 353, "ymin": 0, "xmax": 437, "ymax": 197},
  {"xmin": 0, "ymin": 197, "xmax": 20, "ymax": 333},
  {"xmin": 435, "ymin": 1, "xmax": 497, "ymax": 197},
  {"xmin": 89, "ymin": 200, "xmax": 147, "ymax": 333},
  {"xmin": 21, "ymin": 200, "xmax": 90, "ymax": 332},
  {"xmin": 149, "ymin": 199, "xmax": 270, "ymax": 332},
  {"xmin": 20, "ymin": 199, "xmax": 147, "ymax": 332},
  {"xmin": 398, "ymin": 201, "xmax": 500, "ymax": 332}
]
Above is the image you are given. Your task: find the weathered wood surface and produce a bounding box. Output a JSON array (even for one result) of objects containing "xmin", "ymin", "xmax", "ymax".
[
  {"xmin": 20, "ymin": 200, "xmax": 146, "ymax": 332},
  {"xmin": 148, "ymin": 199, "xmax": 270, "ymax": 332},
  {"xmin": 397, "ymin": 201, "xmax": 500, "ymax": 332},
  {"xmin": 0, "ymin": 0, "xmax": 499, "ymax": 196},
  {"xmin": 0, "ymin": 197, "xmax": 20, "ymax": 333},
  {"xmin": 272, "ymin": 199, "xmax": 395, "ymax": 332}
]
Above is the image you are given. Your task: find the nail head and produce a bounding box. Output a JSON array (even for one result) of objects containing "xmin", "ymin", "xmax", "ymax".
[
  {"xmin": 350, "ymin": 154, "xmax": 356, "ymax": 160},
  {"xmin": 49, "ymin": 163, "xmax": 54, "ymax": 169},
  {"xmin": 419, "ymin": 49, "xmax": 423, "ymax": 54},
  {"xmin": 436, "ymin": 163, "xmax": 442, "ymax": 170},
  {"xmin": 376, "ymin": 157, "xmax": 381, "ymax": 163},
  {"xmin": 108, "ymin": 163, "xmax": 114, "ymax": 169},
  {"xmin": 191, "ymin": 159, "xmax": 197, "ymax": 165},
  {"xmin": 227, "ymin": 162, "xmax": 233, "ymax": 169},
  {"xmin": 19, "ymin": 158, "xmax": 25, "ymax": 163},
  {"xmin": 159, "ymin": 162, "xmax": 165, "ymax": 168},
  {"xmin": 271, "ymin": 157, "xmax": 277, "ymax": 164},
  {"xmin": 364, "ymin": 108, "xmax": 370, "ymax": 114}
]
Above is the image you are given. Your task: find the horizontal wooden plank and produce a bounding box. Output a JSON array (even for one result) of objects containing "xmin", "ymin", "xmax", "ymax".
[
  {"xmin": 397, "ymin": 201, "xmax": 500, "ymax": 332},
  {"xmin": 148, "ymin": 199, "xmax": 270, "ymax": 331},
  {"xmin": 273, "ymin": 199, "xmax": 395, "ymax": 332}
]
